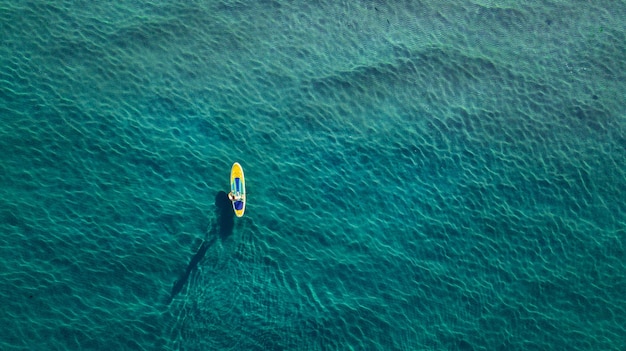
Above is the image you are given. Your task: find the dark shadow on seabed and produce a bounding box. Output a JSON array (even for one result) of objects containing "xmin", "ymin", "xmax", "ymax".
[{"xmin": 166, "ymin": 191, "xmax": 234, "ymax": 304}]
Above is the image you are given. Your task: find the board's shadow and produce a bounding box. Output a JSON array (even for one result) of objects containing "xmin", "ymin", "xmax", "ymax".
[
  {"xmin": 214, "ymin": 190, "xmax": 234, "ymax": 239},
  {"xmin": 166, "ymin": 191, "xmax": 235, "ymax": 304}
]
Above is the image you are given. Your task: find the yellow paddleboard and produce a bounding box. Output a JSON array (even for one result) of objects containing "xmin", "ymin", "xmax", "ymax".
[{"xmin": 229, "ymin": 162, "xmax": 246, "ymax": 217}]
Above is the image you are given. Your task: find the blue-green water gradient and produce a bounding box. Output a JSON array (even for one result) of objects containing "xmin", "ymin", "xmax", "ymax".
[{"xmin": 1, "ymin": 1, "xmax": 625, "ymax": 350}]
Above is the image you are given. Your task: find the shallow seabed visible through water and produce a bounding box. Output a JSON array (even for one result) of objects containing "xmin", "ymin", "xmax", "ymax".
[{"xmin": 1, "ymin": 0, "xmax": 625, "ymax": 350}]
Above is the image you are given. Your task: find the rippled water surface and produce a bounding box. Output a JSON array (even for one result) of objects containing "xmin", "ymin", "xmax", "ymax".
[{"xmin": 1, "ymin": 1, "xmax": 625, "ymax": 350}]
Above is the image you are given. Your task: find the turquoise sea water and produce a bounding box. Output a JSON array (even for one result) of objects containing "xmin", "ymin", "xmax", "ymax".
[{"xmin": 1, "ymin": 0, "xmax": 625, "ymax": 350}]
